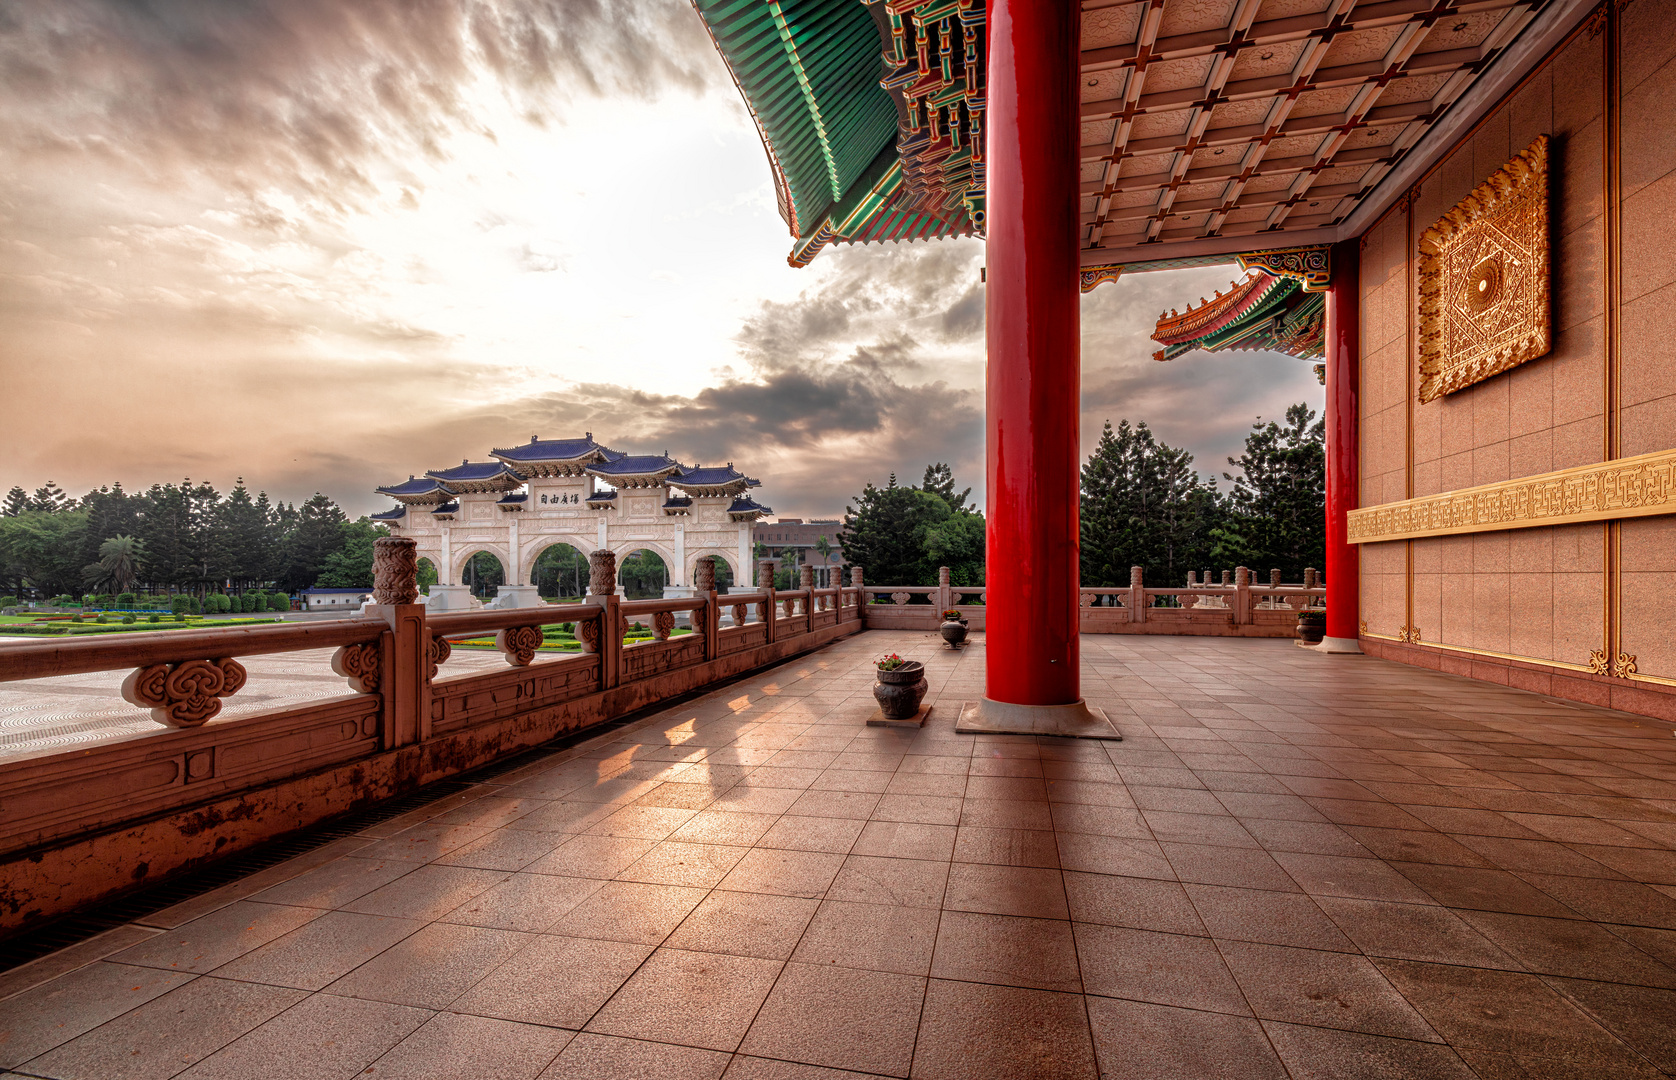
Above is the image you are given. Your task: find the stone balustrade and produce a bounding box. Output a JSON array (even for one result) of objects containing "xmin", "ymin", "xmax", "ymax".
[{"xmin": 0, "ymin": 547, "xmax": 863, "ymax": 936}]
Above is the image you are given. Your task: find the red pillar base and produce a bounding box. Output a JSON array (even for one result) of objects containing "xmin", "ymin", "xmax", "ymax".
[{"xmin": 955, "ymin": 698, "xmax": 1122, "ymax": 740}]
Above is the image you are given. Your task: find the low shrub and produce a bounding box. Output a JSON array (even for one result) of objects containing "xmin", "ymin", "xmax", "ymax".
[
  {"xmin": 71, "ymin": 614, "xmax": 84, "ymax": 623},
  {"xmin": 174, "ymin": 613, "xmax": 188, "ymax": 623},
  {"xmin": 95, "ymin": 615, "xmax": 108, "ymax": 624},
  {"xmin": 269, "ymin": 593, "xmax": 289, "ymax": 612},
  {"xmin": 171, "ymin": 596, "xmax": 192, "ymax": 615},
  {"xmin": 121, "ymin": 615, "xmax": 136, "ymax": 624},
  {"xmin": 116, "ymin": 592, "xmax": 136, "ymax": 607},
  {"xmin": 147, "ymin": 613, "xmax": 161, "ymax": 623},
  {"xmin": 0, "ymin": 595, "xmax": 17, "ymax": 609},
  {"xmin": 82, "ymin": 594, "xmax": 95, "ymax": 607}
]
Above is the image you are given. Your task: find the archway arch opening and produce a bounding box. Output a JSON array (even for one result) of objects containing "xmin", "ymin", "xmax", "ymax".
[
  {"xmin": 417, "ymin": 558, "xmax": 439, "ymax": 595},
  {"xmin": 530, "ymin": 543, "xmax": 589, "ymax": 601},
  {"xmin": 618, "ymin": 549, "xmax": 669, "ymax": 599},
  {"xmin": 697, "ymin": 554, "xmax": 735, "ymax": 592},
  {"xmin": 461, "ymin": 551, "xmax": 505, "ymax": 599}
]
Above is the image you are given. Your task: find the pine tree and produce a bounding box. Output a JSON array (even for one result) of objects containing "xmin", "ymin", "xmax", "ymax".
[
  {"xmin": 3, "ymin": 487, "xmax": 27, "ymax": 517},
  {"xmin": 1080, "ymin": 419, "xmax": 1224, "ymax": 587},
  {"xmin": 919, "ymin": 463, "xmax": 974, "ymax": 513},
  {"xmin": 1223, "ymin": 403, "xmax": 1325, "ymax": 579},
  {"xmin": 28, "ymin": 482, "xmax": 73, "ymax": 514}
]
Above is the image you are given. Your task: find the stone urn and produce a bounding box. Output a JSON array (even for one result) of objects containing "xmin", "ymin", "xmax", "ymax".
[
  {"xmin": 1297, "ymin": 609, "xmax": 1326, "ymax": 644},
  {"xmin": 939, "ymin": 612, "xmax": 969, "ymax": 649},
  {"xmin": 873, "ymin": 660, "xmax": 928, "ymax": 720}
]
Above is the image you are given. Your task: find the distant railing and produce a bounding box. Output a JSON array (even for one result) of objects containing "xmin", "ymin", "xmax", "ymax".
[
  {"xmin": 855, "ymin": 565, "xmax": 1323, "ymax": 637},
  {"xmin": 0, "ymin": 545, "xmax": 863, "ymax": 935}
]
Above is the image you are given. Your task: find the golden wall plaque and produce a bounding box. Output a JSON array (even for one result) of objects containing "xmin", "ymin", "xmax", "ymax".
[{"xmin": 1416, "ymin": 134, "xmax": 1549, "ymax": 403}]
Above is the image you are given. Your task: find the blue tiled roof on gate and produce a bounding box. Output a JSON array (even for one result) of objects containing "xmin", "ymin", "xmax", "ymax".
[
  {"xmin": 585, "ymin": 490, "xmax": 618, "ymax": 503},
  {"xmin": 370, "ymin": 507, "xmax": 407, "ymax": 521},
  {"xmin": 728, "ymin": 497, "xmax": 773, "ymax": 515},
  {"xmin": 497, "ymin": 494, "xmax": 528, "ymax": 506},
  {"xmin": 374, "ymin": 476, "xmax": 453, "ymax": 499},
  {"xmin": 431, "ymin": 502, "xmax": 460, "ymax": 516},
  {"xmin": 663, "ymin": 497, "xmax": 693, "ymax": 509},
  {"xmin": 672, "ymin": 464, "xmax": 761, "ymax": 489},
  {"xmin": 491, "ymin": 434, "xmax": 625, "ymax": 463},
  {"xmin": 587, "ymin": 455, "xmax": 683, "ymax": 478},
  {"xmin": 425, "ymin": 460, "xmax": 526, "ymax": 483}
]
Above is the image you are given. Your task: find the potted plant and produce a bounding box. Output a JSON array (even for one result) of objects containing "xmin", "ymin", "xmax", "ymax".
[
  {"xmin": 1297, "ymin": 608, "xmax": 1326, "ymax": 644},
  {"xmin": 939, "ymin": 608, "xmax": 968, "ymax": 649},
  {"xmin": 873, "ymin": 653, "xmax": 928, "ymax": 720}
]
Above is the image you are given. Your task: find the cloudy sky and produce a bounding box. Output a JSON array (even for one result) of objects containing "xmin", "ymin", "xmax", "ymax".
[{"xmin": 0, "ymin": 0, "xmax": 1322, "ymax": 520}]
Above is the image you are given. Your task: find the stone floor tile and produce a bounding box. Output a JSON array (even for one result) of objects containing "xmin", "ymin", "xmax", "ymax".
[
  {"xmin": 440, "ymin": 873, "xmax": 605, "ymax": 933},
  {"xmin": 811, "ymin": 769, "xmax": 893, "ymax": 794},
  {"xmin": 1341, "ymin": 826, "xmax": 1499, "ymax": 867},
  {"xmin": 1570, "ymin": 844, "xmax": 1676, "ymax": 885},
  {"xmin": 851, "ymin": 821, "xmax": 956, "ymax": 861},
  {"xmin": 791, "ymin": 900, "xmax": 940, "ymax": 976},
  {"xmin": 708, "ymin": 786, "xmax": 804, "ymax": 816},
  {"xmin": 357, "ymin": 823, "xmax": 493, "ymax": 863},
  {"xmin": 174, "ymin": 992, "xmax": 430, "ymax": 1080},
  {"xmin": 665, "ymin": 891, "xmax": 820, "ymax": 960},
  {"xmin": 1314, "ymin": 896, "xmax": 1520, "ymax": 968},
  {"xmin": 1183, "ymin": 884, "xmax": 1356, "ymax": 951},
  {"xmin": 1390, "ymin": 862, "xmax": 1583, "ymax": 917},
  {"xmin": 943, "ymin": 863, "xmax": 1068, "ymax": 919},
  {"xmin": 1129, "ymin": 785, "xmax": 1227, "ymax": 815},
  {"xmin": 250, "ymin": 855, "xmax": 414, "ymax": 909},
  {"xmin": 1375, "ymin": 959, "xmax": 1653, "ymax": 1071},
  {"xmin": 1239, "ymin": 818, "xmax": 1373, "ymax": 857},
  {"xmin": 1456, "ymin": 834, "xmax": 1629, "ymax": 877},
  {"xmin": 755, "ymin": 815, "xmax": 865, "ymax": 854},
  {"xmin": 558, "ymin": 880, "xmax": 708, "ymax": 944},
  {"xmin": 951, "ymin": 826, "xmax": 1059, "ymax": 868},
  {"xmin": 929, "ymin": 911, "xmax": 1080, "ymax": 992},
  {"xmin": 617, "ymin": 841, "xmax": 749, "ymax": 888},
  {"xmin": 524, "ymin": 835, "xmax": 658, "ymax": 879},
  {"xmin": 786, "ymin": 789, "xmax": 881, "ymax": 821},
  {"xmin": 668, "ymin": 811, "xmax": 782, "ymax": 847},
  {"xmin": 1064, "ymin": 872, "xmax": 1206, "ymax": 935},
  {"xmin": 825, "ymin": 855, "xmax": 948, "ymax": 909},
  {"xmin": 870, "ymin": 794, "xmax": 962, "ymax": 826},
  {"xmin": 210, "ymin": 911, "xmax": 421, "ymax": 990},
  {"xmin": 326, "ymin": 922, "xmax": 530, "ymax": 1009},
  {"xmin": 363, "ymin": 1012, "xmax": 574, "ymax": 1080},
  {"xmin": 1074, "ymin": 922, "xmax": 1248, "ymax": 1013},
  {"xmin": 1218, "ymin": 940, "xmax": 1441, "ymax": 1040},
  {"xmin": 1259, "ymin": 1021, "xmax": 1478, "ymax": 1080},
  {"xmin": 722, "ymin": 1056, "xmax": 892, "ymax": 1079},
  {"xmin": 1044, "ymin": 780, "xmax": 1135, "ymax": 807},
  {"xmin": 1455, "ymin": 909, "xmax": 1676, "ymax": 986},
  {"xmin": 502, "ymin": 799, "xmax": 617, "ymax": 834},
  {"xmin": 450, "ymin": 934, "xmax": 651, "ymax": 1028},
  {"xmin": 587, "ymin": 948, "xmax": 782, "ymax": 1051},
  {"xmin": 1546, "ymin": 977, "xmax": 1676, "ymax": 1073},
  {"xmin": 910, "ymin": 979, "xmax": 1096, "ymax": 1080},
  {"xmin": 1518, "ymin": 872, "xmax": 1676, "ymax": 928},
  {"xmin": 717, "ymin": 848, "xmax": 845, "ymax": 899},
  {"xmin": 537, "ymin": 1033, "xmax": 730, "ymax": 1080},
  {"xmin": 435, "ymin": 828, "xmax": 572, "ymax": 872},
  {"xmin": 109, "ymin": 901, "xmax": 320, "ymax": 974},
  {"xmin": 738, "ymin": 962, "xmax": 924, "ymax": 1077},
  {"xmin": 17, "ymin": 976, "xmax": 299, "ymax": 1080},
  {"xmin": 1086, "ymin": 997, "xmax": 1288, "ymax": 1080},
  {"xmin": 1270, "ymin": 851, "xmax": 1438, "ymax": 903},
  {"xmin": 1055, "ymin": 833, "xmax": 1176, "ymax": 879},
  {"xmin": 1161, "ymin": 842, "xmax": 1302, "ymax": 891},
  {"xmin": 342, "ymin": 864, "xmax": 510, "ymax": 921},
  {"xmin": 585, "ymin": 804, "xmax": 699, "ymax": 841}
]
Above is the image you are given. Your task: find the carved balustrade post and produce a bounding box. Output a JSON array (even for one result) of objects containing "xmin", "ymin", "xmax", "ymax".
[
  {"xmin": 759, "ymin": 560, "xmax": 778, "ymax": 643},
  {"xmin": 1304, "ymin": 567, "xmax": 1317, "ymax": 590},
  {"xmin": 694, "ymin": 556, "xmax": 720, "ymax": 661},
  {"xmin": 1187, "ymin": 571, "xmax": 1197, "ymax": 588},
  {"xmin": 1270, "ymin": 568, "xmax": 1282, "ymax": 588},
  {"xmin": 799, "ymin": 565, "xmax": 815, "ymax": 628},
  {"xmin": 587, "ymin": 549, "xmax": 621, "ymax": 690},
  {"xmin": 1234, "ymin": 566, "xmax": 1252, "ymax": 625},
  {"xmin": 1130, "ymin": 566, "xmax": 1146, "ymax": 624},
  {"xmin": 850, "ymin": 566, "xmax": 863, "ymax": 624},
  {"xmin": 1221, "ymin": 570, "xmax": 1231, "ymax": 587},
  {"xmin": 347, "ymin": 535, "xmax": 429, "ymax": 748}
]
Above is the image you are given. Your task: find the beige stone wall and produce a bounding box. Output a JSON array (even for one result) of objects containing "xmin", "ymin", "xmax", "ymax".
[{"xmin": 1357, "ymin": 5, "xmax": 1676, "ymax": 703}]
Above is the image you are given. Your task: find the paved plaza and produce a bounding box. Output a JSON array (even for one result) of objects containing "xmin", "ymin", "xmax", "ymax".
[{"xmin": 5, "ymin": 631, "xmax": 1676, "ymax": 1077}]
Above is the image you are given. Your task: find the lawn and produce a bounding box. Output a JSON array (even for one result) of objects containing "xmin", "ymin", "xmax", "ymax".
[{"xmin": 0, "ymin": 616, "xmax": 284, "ymax": 636}]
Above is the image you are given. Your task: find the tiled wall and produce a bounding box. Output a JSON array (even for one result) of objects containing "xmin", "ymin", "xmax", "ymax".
[{"xmin": 1357, "ymin": 6, "xmax": 1676, "ymax": 696}]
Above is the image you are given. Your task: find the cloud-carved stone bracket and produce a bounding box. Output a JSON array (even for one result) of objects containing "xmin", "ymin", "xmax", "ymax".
[
  {"xmin": 577, "ymin": 618, "xmax": 600, "ymax": 654},
  {"xmin": 122, "ymin": 658, "xmax": 247, "ymax": 728},
  {"xmin": 652, "ymin": 611, "xmax": 675, "ymax": 641},
  {"xmin": 427, "ymin": 635, "xmax": 451, "ymax": 680},
  {"xmin": 496, "ymin": 625, "xmax": 543, "ymax": 666},
  {"xmin": 331, "ymin": 643, "xmax": 381, "ymax": 693}
]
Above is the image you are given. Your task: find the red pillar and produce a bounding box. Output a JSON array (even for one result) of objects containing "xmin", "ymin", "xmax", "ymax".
[
  {"xmin": 1323, "ymin": 239, "xmax": 1362, "ymax": 652},
  {"xmin": 983, "ymin": 0, "xmax": 1080, "ymax": 705}
]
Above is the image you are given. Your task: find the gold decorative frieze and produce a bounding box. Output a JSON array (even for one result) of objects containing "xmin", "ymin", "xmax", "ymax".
[
  {"xmin": 1589, "ymin": 649, "xmax": 1639, "ymax": 678},
  {"xmin": 1236, "ymin": 246, "xmax": 1331, "ymax": 292},
  {"xmin": 1347, "ymin": 447, "xmax": 1676, "ymax": 543},
  {"xmin": 1417, "ymin": 134, "xmax": 1550, "ymax": 403}
]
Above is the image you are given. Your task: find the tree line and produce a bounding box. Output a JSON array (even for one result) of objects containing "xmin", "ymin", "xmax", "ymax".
[
  {"xmin": 0, "ymin": 480, "xmax": 386, "ymax": 600},
  {"xmin": 839, "ymin": 404, "xmax": 1325, "ymax": 589}
]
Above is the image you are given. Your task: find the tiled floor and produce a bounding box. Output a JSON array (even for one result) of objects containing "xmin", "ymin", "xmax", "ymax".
[{"xmin": 7, "ymin": 631, "xmax": 1676, "ymax": 1078}]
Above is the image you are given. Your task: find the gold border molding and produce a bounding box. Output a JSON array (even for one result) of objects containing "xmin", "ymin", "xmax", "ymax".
[
  {"xmin": 1349, "ymin": 446, "xmax": 1676, "ymax": 543},
  {"xmin": 1237, "ymin": 246, "xmax": 1331, "ymax": 292}
]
